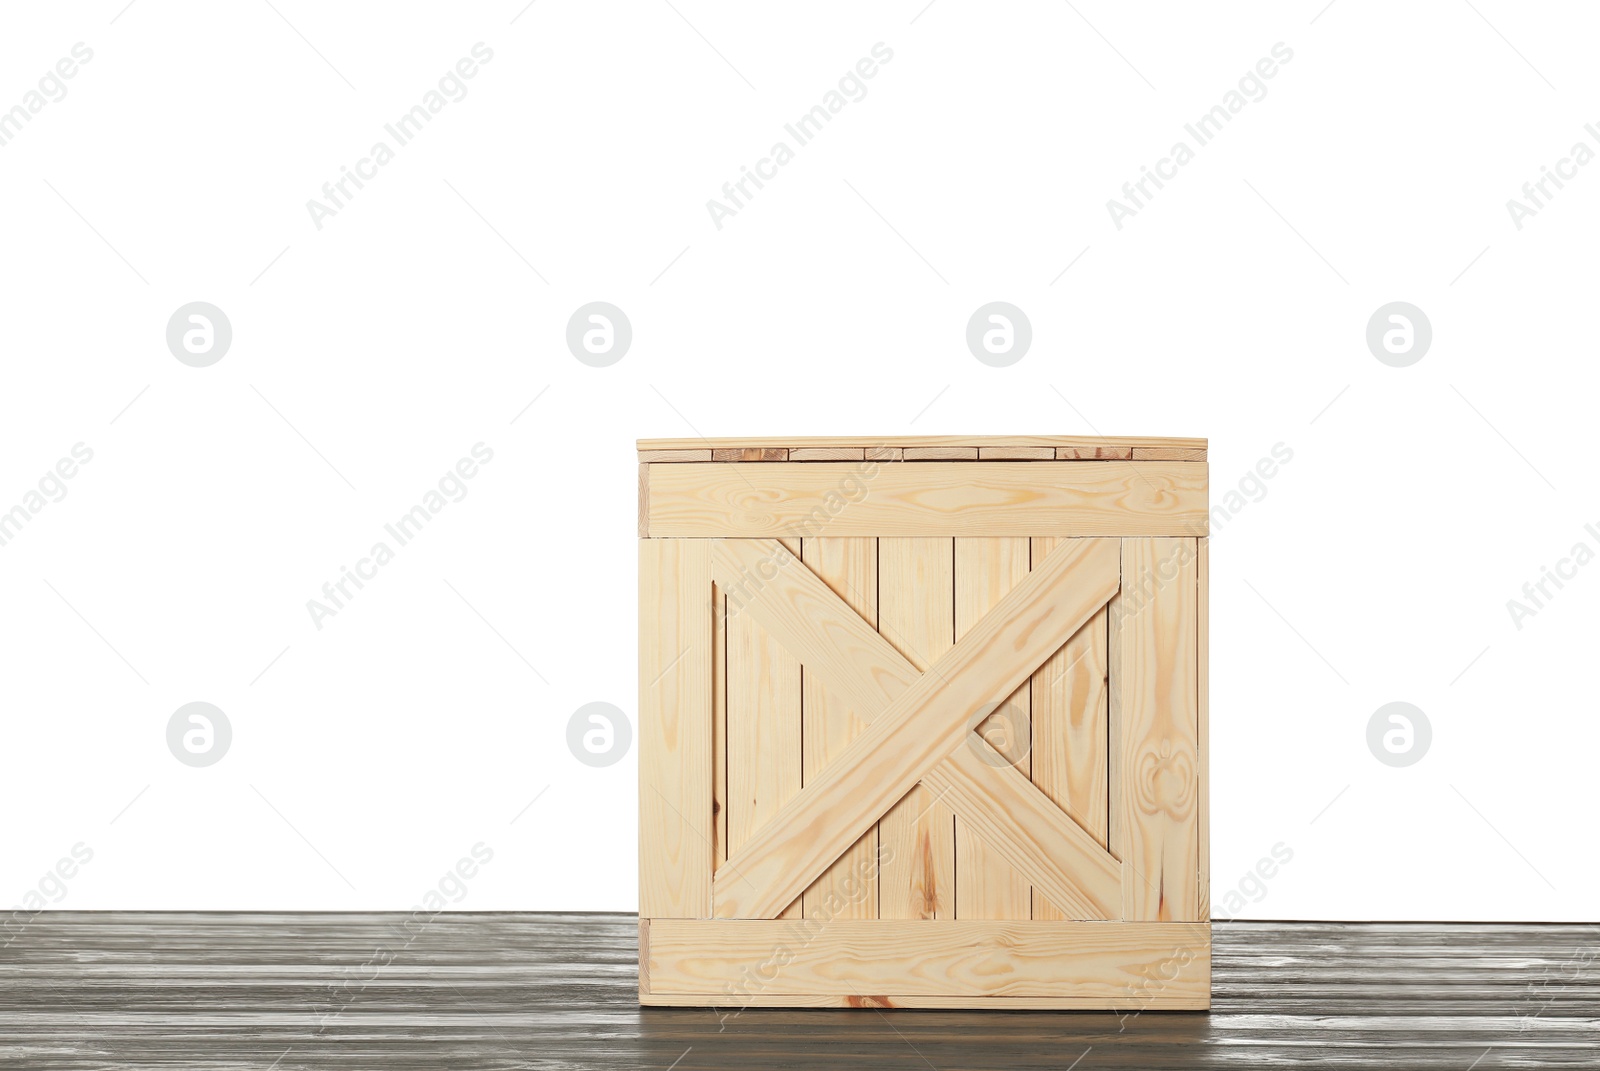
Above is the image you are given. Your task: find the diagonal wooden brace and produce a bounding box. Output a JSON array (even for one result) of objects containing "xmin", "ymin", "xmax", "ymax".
[{"xmin": 710, "ymin": 536, "xmax": 1122, "ymax": 920}]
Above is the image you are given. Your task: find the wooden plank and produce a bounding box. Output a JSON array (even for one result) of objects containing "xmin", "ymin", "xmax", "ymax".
[
  {"xmin": 640, "ymin": 990, "xmax": 1211, "ymax": 1009},
  {"xmin": 1031, "ymin": 540, "xmax": 1109, "ymax": 920},
  {"xmin": 789, "ymin": 447, "xmax": 865, "ymax": 461},
  {"xmin": 1058, "ymin": 446, "xmax": 1133, "ymax": 460},
  {"xmin": 638, "ymin": 539, "xmax": 713, "ymax": 918},
  {"xmin": 954, "ymin": 537, "xmax": 1031, "ymax": 920},
  {"xmin": 708, "ymin": 537, "xmax": 1120, "ymax": 921},
  {"xmin": 978, "ymin": 446, "xmax": 1054, "ymax": 460},
  {"xmin": 36, "ymin": 914, "xmax": 1600, "ymax": 1037},
  {"xmin": 643, "ymin": 988, "xmax": 1209, "ymax": 1009},
  {"xmin": 1107, "ymin": 567, "xmax": 1125, "ymax": 879},
  {"xmin": 1133, "ymin": 447, "xmax": 1207, "ymax": 461},
  {"xmin": 876, "ymin": 537, "xmax": 955, "ymax": 920},
  {"xmin": 705, "ymin": 543, "xmax": 920, "ymax": 695},
  {"xmin": 1116, "ymin": 538, "xmax": 1202, "ymax": 922},
  {"xmin": 648, "ymin": 462, "xmax": 1208, "ymax": 538},
  {"xmin": 639, "ymin": 449, "xmax": 713, "ymax": 463},
  {"xmin": 1197, "ymin": 537, "xmax": 1210, "ymax": 921},
  {"xmin": 639, "ymin": 435, "xmax": 1207, "ymax": 453},
  {"xmin": 711, "ymin": 539, "xmax": 913, "ymax": 717},
  {"xmin": 904, "ymin": 446, "xmax": 978, "ymax": 460},
  {"xmin": 713, "ymin": 447, "xmax": 787, "ymax": 461},
  {"xmin": 726, "ymin": 537, "xmax": 802, "ymax": 920},
  {"xmin": 33, "ymin": 914, "xmax": 1600, "ymax": 1043},
  {"xmin": 800, "ymin": 538, "xmax": 879, "ymax": 921},
  {"xmin": 711, "ymin": 582, "xmax": 727, "ymax": 867},
  {"xmin": 712, "ymin": 537, "xmax": 1120, "ymax": 919},
  {"xmin": 933, "ymin": 743, "xmax": 1120, "ymax": 920},
  {"xmin": 868, "ymin": 446, "xmax": 904, "ymax": 461},
  {"xmin": 646, "ymin": 920, "xmax": 1209, "ymax": 1002}
]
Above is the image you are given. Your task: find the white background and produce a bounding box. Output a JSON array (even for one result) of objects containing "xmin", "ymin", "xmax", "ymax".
[{"xmin": 1, "ymin": 1, "xmax": 1594, "ymax": 921}]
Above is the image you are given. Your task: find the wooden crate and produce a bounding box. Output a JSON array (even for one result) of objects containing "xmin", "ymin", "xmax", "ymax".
[{"xmin": 638, "ymin": 436, "xmax": 1209, "ymax": 1010}]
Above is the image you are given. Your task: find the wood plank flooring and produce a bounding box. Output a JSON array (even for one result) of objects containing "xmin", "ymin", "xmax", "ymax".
[{"xmin": 1, "ymin": 914, "xmax": 1595, "ymax": 1068}]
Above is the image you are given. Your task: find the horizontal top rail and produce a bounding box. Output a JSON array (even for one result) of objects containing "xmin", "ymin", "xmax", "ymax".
[{"xmin": 638, "ymin": 435, "xmax": 1206, "ymax": 462}]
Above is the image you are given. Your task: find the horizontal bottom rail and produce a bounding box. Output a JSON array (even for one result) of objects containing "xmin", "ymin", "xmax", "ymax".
[{"xmin": 641, "ymin": 919, "xmax": 1210, "ymax": 1009}]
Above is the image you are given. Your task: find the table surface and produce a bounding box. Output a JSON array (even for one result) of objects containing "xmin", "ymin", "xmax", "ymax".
[{"xmin": 2, "ymin": 913, "xmax": 1595, "ymax": 1069}]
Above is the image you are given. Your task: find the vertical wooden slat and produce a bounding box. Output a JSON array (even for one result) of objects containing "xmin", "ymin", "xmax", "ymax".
[
  {"xmin": 1114, "ymin": 538, "xmax": 1201, "ymax": 922},
  {"xmin": 876, "ymin": 537, "xmax": 956, "ymax": 919},
  {"xmin": 1196, "ymin": 537, "xmax": 1210, "ymax": 920},
  {"xmin": 711, "ymin": 582, "xmax": 727, "ymax": 867},
  {"xmin": 1031, "ymin": 539, "xmax": 1110, "ymax": 920},
  {"xmin": 953, "ymin": 537, "xmax": 1031, "ymax": 920},
  {"xmin": 1107, "ymin": 575, "xmax": 1124, "ymax": 890},
  {"xmin": 727, "ymin": 537, "xmax": 803, "ymax": 919},
  {"xmin": 801, "ymin": 538, "xmax": 879, "ymax": 920},
  {"xmin": 638, "ymin": 539, "xmax": 713, "ymax": 918}
]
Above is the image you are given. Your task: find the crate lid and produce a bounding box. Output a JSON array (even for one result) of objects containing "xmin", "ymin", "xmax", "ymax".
[{"xmin": 637, "ymin": 435, "xmax": 1205, "ymax": 462}]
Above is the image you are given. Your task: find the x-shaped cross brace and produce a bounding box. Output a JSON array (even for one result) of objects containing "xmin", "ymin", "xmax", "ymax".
[{"xmin": 709, "ymin": 536, "xmax": 1123, "ymax": 920}]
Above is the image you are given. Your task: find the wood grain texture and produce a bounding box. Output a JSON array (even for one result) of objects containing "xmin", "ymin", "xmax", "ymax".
[
  {"xmin": 1197, "ymin": 537, "xmax": 1210, "ymax": 921},
  {"xmin": 1133, "ymin": 447, "xmax": 1208, "ymax": 461},
  {"xmin": 1058, "ymin": 446, "xmax": 1135, "ymax": 459},
  {"xmin": 903, "ymin": 446, "xmax": 978, "ymax": 460},
  {"xmin": 1037, "ymin": 608, "xmax": 1111, "ymax": 850},
  {"xmin": 708, "ymin": 537, "xmax": 1120, "ymax": 922},
  {"xmin": 711, "ymin": 582, "xmax": 727, "ymax": 867},
  {"xmin": 932, "ymin": 743, "xmax": 1121, "ymax": 921},
  {"xmin": 646, "ymin": 920, "xmax": 1208, "ymax": 1003},
  {"xmin": 712, "ymin": 537, "xmax": 1120, "ymax": 919},
  {"xmin": 726, "ymin": 537, "xmax": 802, "ymax": 920},
  {"xmin": 638, "ymin": 540, "xmax": 713, "ymax": 918},
  {"xmin": 640, "ymin": 435, "xmax": 1206, "ymax": 453},
  {"xmin": 876, "ymin": 537, "xmax": 956, "ymax": 920},
  {"xmin": 639, "ymin": 449, "xmax": 713, "ymax": 462},
  {"xmin": 5, "ymin": 915, "xmax": 1597, "ymax": 1066},
  {"xmin": 709, "ymin": 539, "xmax": 912, "ymax": 720},
  {"xmin": 1031, "ymin": 539, "xmax": 1110, "ymax": 921},
  {"xmin": 637, "ymin": 917, "xmax": 651, "ymax": 998},
  {"xmin": 713, "ymin": 447, "xmax": 788, "ymax": 462},
  {"xmin": 979, "ymin": 446, "xmax": 1055, "ymax": 460},
  {"xmin": 1106, "ymin": 570, "xmax": 1126, "ymax": 875},
  {"xmin": 1116, "ymin": 538, "xmax": 1202, "ymax": 922},
  {"xmin": 647, "ymin": 462, "xmax": 1209, "ymax": 538},
  {"xmin": 638, "ymin": 992, "xmax": 1211, "ymax": 1010},
  {"xmin": 641, "ymin": 446, "xmax": 1213, "ymax": 1006},
  {"xmin": 799, "ymin": 538, "xmax": 878, "ymax": 920},
  {"xmin": 954, "ymin": 537, "xmax": 1031, "ymax": 920},
  {"xmin": 789, "ymin": 447, "xmax": 865, "ymax": 461}
]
